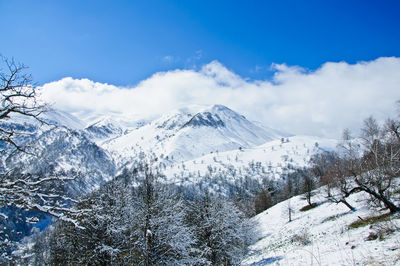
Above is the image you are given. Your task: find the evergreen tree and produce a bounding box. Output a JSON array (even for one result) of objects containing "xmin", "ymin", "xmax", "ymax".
[{"xmin": 187, "ymin": 194, "xmax": 253, "ymax": 265}]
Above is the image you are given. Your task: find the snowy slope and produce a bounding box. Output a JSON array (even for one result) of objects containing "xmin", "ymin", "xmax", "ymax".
[
  {"xmin": 42, "ymin": 109, "xmax": 86, "ymax": 130},
  {"xmin": 163, "ymin": 135, "xmax": 337, "ymax": 183},
  {"xmin": 242, "ymin": 187, "xmax": 400, "ymax": 265},
  {"xmin": 103, "ymin": 104, "xmax": 289, "ymax": 165},
  {"xmin": 0, "ymin": 109, "xmax": 86, "ymax": 160},
  {"xmin": 5, "ymin": 126, "xmax": 116, "ymax": 194},
  {"xmin": 1, "ymin": 109, "xmax": 85, "ymax": 130},
  {"xmin": 84, "ymin": 113, "xmax": 150, "ymax": 145}
]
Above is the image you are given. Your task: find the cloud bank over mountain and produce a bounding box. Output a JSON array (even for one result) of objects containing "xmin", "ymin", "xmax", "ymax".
[{"xmin": 40, "ymin": 57, "xmax": 400, "ymax": 138}]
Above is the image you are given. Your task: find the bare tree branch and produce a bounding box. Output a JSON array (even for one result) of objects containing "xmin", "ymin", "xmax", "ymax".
[
  {"xmin": 0, "ymin": 55, "xmax": 48, "ymax": 153},
  {"xmin": 0, "ymin": 56, "xmax": 82, "ymax": 232}
]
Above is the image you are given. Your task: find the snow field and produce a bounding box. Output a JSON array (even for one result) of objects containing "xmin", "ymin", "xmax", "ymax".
[
  {"xmin": 242, "ymin": 186, "xmax": 400, "ymax": 265},
  {"xmin": 163, "ymin": 136, "xmax": 337, "ymax": 184}
]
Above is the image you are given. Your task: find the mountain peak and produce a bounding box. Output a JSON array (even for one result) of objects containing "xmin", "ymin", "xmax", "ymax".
[
  {"xmin": 179, "ymin": 104, "xmax": 242, "ymax": 129},
  {"xmin": 182, "ymin": 112, "xmax": 225, "ymax": 128},
  {"xmin": 104, "ymin": 103, "xmax": 290, "ymax": 162},
  {"xmin": 210, "ymin": 104, "xmax": 231, "ymax": 112}
]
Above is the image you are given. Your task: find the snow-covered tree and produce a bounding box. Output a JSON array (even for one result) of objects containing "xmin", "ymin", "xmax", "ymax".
[
  {"xmin": 128, "ymin": 165, "xmax": 201, "ymax": 265},
  {"xmin": 38, "ymin": 165, "xmax": 203, "ymax": 265},
  {"xmin": 187, "ymin": 193, "xmax": 254, "ymax": 265},
  {"xmin": 46, "ymin": 182, "xmax": 130, "ymax": 265}
]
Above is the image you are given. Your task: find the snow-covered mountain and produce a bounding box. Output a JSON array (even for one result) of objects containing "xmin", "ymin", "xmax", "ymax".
[
  {"xmin": 42, "ymin": 109, "xmax": 86, "ymax": 130},
  {"xmin": 0, "ymin": 109, "xmax": 85, "ymax": 155},
  {"xmin": 2, "ymin": 104, "xmax": 338, "ymax": 195},
  {"xmin": 103, "ymin": 104, "xmax": 291, "ymax": 165},
  {"xmin": 1, "ymin": 109, "xmax": 117, "ymax": 195},
  {"xmin": 84, "ymin": 117, "xmax": 125, "ymax": 143},
  {"xmin": 2, "ymin": 109, "xmax": 85, "ymax": 131},
  {"xmin": 5, "ymin": 126, "xmax": 116, "ymax": 195},
  {"xmin": 84, "ymin": 114, "xmax": 149, "ymax": 145}
]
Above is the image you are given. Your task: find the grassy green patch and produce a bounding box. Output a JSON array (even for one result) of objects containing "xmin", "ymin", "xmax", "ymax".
[
  {"xmin": 300, "ymin": 203, "xmax": 318, "ymax": 212},
  {"xmin": 348, "ymin": 213, "xmax": 392, "ymax": 229}
]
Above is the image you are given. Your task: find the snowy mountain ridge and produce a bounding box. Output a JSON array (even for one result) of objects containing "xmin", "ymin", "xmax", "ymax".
[
  {"xmin": 103, "ymin": 104, "xmax": 292, "ymax": 165},
  {"xmin": 2, "ymin": 104, "xmax": 338, "ymax": 193},
  {"xmin": 4, "ymin": 126, "xmax": 116, "ymax": 195}
]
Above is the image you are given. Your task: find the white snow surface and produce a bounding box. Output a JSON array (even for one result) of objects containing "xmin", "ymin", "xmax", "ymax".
[
  {"xmin": 103, "ymin": 104, "xmax": 291, "ymax": 165},
  {"xmin": 5, "ymin": 109, "xmax": 85, "ymax": 130},
  {"xmin": 42, "ymin": 109, "xmax": 86, "ymax": 130},
  {"xmin": 242, "ymin": 187, "xmax": 400, "ymax": 265},
  {"xmin": 163, "ymin": 135, "xmax": 337, "ymax": 183},
  {"xmin": 84, "ymin": 113, "xmax": 150, "ymax": 130}
]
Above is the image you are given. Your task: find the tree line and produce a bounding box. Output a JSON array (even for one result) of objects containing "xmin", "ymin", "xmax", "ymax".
[{"xmin": 15, "ymin": 163, "xmax": 254, "ymax": 265}]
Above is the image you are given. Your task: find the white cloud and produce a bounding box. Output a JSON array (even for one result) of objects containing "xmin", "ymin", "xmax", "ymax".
[{"xmin": 39, "ymin": 57, "xmax": 400, "ymax": 138}]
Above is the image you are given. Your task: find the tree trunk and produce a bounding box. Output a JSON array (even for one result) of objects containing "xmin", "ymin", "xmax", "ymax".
[
  {"xmin": 306, "ymin": 192, "xmax": 312, "ymax": 206},
  {"xmin": 353, "ymin": 177, "xmax": 400, "ymax": 214},
  {"xmin": 379, "ymin": 195, "xmax": 400, "ymax": 213},
  {"xmin": 340, "ymin": 199, "xmax": 356, "ymax": 212},
  {"xmin": 359, "ymin": 185, "xmax": 400, "ymax": 213}
]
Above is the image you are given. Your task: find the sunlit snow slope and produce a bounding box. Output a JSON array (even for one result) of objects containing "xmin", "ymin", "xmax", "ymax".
[
  {"xmin": 103, "ymin": 104, "xmax": 290, "ymax": 164},
  {"xmin": 163, "ymin": 135, "xmax": 337, "ymax": 183},
  {"xmin": 242, "ymin": 187, "xmax": 400, "ymax": 265}
]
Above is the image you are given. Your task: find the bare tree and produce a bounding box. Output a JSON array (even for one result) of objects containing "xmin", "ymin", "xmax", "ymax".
[
  {"xmin": 320, "ymin": 154, "xmax": 357, "ymax": 212},
  {"xmin": 302, "ymin": 173, "xmax": 315, "ymax": 206},
  {"xmin": 254, "ymin": 189, "xmax": 274, "ymax": 214},
  {"xmin": 324, "ymin": 118, "xmax": 400, "ymax": 214},
  {"xmin": 309, "ymin": 131, "xmax": 361, "ymax": 212},
  {"xmin": 281, "ymin": 199, "xmax": 294, "ymax": 222},
  {"xmin": 0, "ymin": 56, "xmax": 83, "ymax": 260},
  {"xmin": 354, "ymin": 116, "xmax": 400, "ymax": 213},
  {"xmin": 0, "ymin": 56, "xmax": 47, "ymax": 152}
]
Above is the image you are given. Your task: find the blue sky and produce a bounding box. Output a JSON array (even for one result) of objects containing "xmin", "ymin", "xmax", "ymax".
[{"xmin": 1, "ymin": 0, "xmax": 400, "ymax": 86}]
